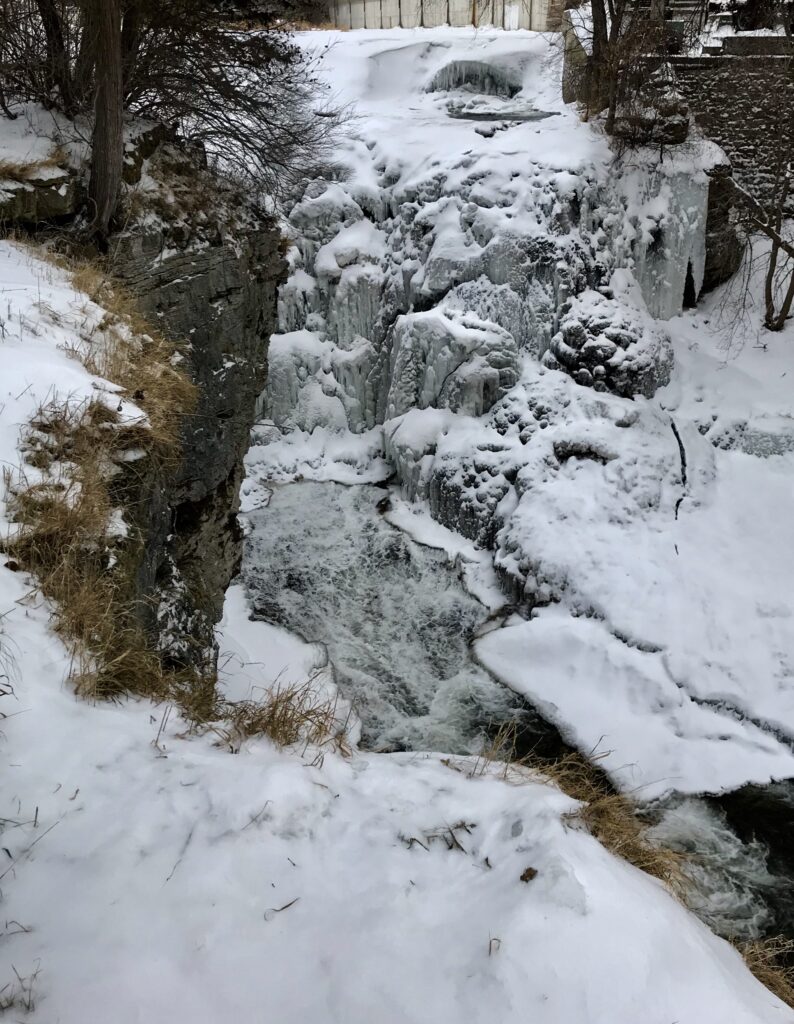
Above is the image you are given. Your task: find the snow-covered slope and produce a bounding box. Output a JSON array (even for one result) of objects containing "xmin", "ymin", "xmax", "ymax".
[
  {"xmin": 0, "ymin": 241, "xmax": 787, "ymax": 1022},
  {"xmin": 0, "ymin": 229, "xmax": 789, "ymax": 1022},
  {"xmin": 1, "ymin": 572, "xmax": 790, "ymax": 1022}
]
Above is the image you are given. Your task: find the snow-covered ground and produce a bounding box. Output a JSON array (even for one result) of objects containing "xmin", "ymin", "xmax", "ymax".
[
  {"xmin": 2, "ymin": 24, "xmax": 794, "ymax": 1024},
  {"xmin": 3, "ymin": 583, "xmax": 790, "ymax": 1023},
  {"xmin": 1, "ymin": 240, "xmax": 788, "ymax": 1021}
]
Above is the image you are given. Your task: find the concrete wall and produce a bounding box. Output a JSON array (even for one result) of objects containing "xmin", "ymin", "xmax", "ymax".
[{"xmin": 328, "ymin": 0, "xmax": 560, "ymax": 30}]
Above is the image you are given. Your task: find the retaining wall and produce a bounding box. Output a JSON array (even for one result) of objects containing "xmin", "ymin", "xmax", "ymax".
[{"xmin": 670, "ymin": 54, "xmax": 794, "ymax": 204}]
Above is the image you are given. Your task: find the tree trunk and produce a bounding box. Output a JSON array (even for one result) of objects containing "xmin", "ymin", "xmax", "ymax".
[
  {"xmin": 765, "ymin": 258, "xmax": 794, "ymax": 332},
  {"xmin": 774, "ymin": 270, "xmax": 794, "ymax": 329},
  {"xmin": 36, "ymin": 0, "xmax": 75, "ymax": 111},
  {"xmin": 88, "ymin": 0, "xmax": 124, "ymax": 240},
  {"xmin": 121, "ymin": 1, "xmax": 142, "ymax": 94},
  {"xmin": 589, "ymin": 0, "xmax": 615, "ymax": 114},
  {"xmin": 764, "ymin": 238, "xmax": 780, "ymax": 326},
  {"xmin": 74, "ymin": 3, "xmax": 98, "ymax": 107}
]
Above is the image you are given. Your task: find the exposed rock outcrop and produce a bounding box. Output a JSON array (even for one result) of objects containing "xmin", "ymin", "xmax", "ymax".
[
  {"xmin": 0, "ymin": 131, "xmax": 284, "ymax": 672},
  {"xmin": 112, "ymin": 197, "xmax": 283, "ymax": 668},
  {"xmin": 0, "ymin": 167, "xmax": 81, "ymax": 223}
]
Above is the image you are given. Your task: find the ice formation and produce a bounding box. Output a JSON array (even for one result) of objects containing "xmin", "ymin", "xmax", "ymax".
[
  {"xmin": 266, "ymin": 37, "xmax": 716, "ymax": 438},
  {"xmin": 249, "ymin": 30, "xmax": 794, "ymax": 801}
]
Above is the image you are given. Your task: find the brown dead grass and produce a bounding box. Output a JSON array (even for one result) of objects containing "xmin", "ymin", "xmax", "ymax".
[
  {"xmin": 64, "ymin": 260, "xmax": 196, "ymax": 458},
  {"xmin": 0, "ymin": 145, "xmax": 69, "ymax": 183},
  {"xmin": 211, "ymin": 676, "xmax": 348, "ymax": 754},
  {"xmin": 738, "ymin": 937, "xmax": 794, "ymax": 1008},
  {"xmin": 4, "ymin": 398, "xmax": 167, "ymax": 702},
  {"xmin": 2, "ymin": 252, "xmax": 198, "ymax": 706}
]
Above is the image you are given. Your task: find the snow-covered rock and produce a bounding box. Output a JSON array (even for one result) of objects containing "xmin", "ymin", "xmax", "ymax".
[
  {"xmin": 544, "ymin": 283, "xmax": 674, "ymax": 397},
  {"xmin": 384, "ymin": 308, "xmax": 520, "ymax": 418}
]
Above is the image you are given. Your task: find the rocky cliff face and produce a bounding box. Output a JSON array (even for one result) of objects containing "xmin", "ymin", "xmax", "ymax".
[
  {"xmin": 1, "ymin": 132, "xmax": 284, "ymax": 673},
  {"xmin": 112, "ymin": 202, "xmax": 283, "ymax": 670}
]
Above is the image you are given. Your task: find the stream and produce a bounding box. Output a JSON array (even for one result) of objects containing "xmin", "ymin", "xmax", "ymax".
[
  {"xmin": 243, "ymin": 481, "xmax": 565, "ymax": 757},
  {"xmin": 242, "ymin": 478, "xmax": 794, "ymax": 948}
]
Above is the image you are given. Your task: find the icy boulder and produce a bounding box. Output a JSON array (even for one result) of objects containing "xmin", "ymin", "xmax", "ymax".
[
  {"xmin": 267, "ymin": 329, "xmax": 377, "ymax": 434},
  {"xmin": 277, "ymin": 269, "xmax": 321, "ymax": 334},
  {"xmin": 288, "ymin": 182, "xmax": 365, "ymax": 271},
  {"xmin": 328, "ymin": 263, "xmax": 385, "ymax": 348},
  {"xmin": 543, "ymin": 284, "xmax": 673, "ymax": 398},
  {"xmin": 384, "ymin": 309, "xmax": 520, "ymax": 419},
  {"xmin": 315, "ymin": 220, "xmax": 387, "ymax": 285},
  {"xmin": 267, "ymin": 330, "xmax": 329, "ymax": 428}
]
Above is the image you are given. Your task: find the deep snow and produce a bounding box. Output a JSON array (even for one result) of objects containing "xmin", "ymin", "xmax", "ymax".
[{"xmin": 1, "ymin": 24, "xmax": 794, "ymax": 1024}]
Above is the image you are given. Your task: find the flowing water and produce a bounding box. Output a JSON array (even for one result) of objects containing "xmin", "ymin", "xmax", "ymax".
[
  {"xmin": 242, "ymin": 477, "xmax": 794, "ymax": 947},
  {"xmin": 243, "ymin": 480, "xmax": 564, "ymax": 756}
]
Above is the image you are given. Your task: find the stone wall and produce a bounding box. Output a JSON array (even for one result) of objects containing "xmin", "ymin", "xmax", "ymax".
[{"xmin": 669, "ymin": 54, "xmax": 794, "ymax": 205}]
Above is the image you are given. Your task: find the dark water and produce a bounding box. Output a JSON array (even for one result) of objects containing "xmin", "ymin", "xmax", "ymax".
[
  {"xmin": 243, "ymin": 481, "xmax": 566, "ymax": 757},
  {"xmin": 713, "ymin": 782, "xmax": 794, "ymax": 940},
  {"xmin": 447, "ymin": 108, "xmax": 559, "ymax": 122}
]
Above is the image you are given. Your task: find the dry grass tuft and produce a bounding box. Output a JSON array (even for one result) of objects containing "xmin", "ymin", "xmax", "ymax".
[
  {"xmin": 63, "ymin": 260, "xmax": 196, "ymax": 458},
  {"xmin": 212, "ymin": 676, "xmax": 349, "ymax": 754},
  {"xmin": 0, "ymin": 145, "xmax": 69, "ymax": 183},
  {"xmin": 0, "ymin": 962, "xmax": 41, "ymax": 1014},
  {"xmin": 739, "ymin": 937, "xmax": 794, "ymax": 1008},
  {"xmin": 0, "ymin": 158, "xmax": 38, "ymax": 183},
  {"xmin": 465, "ymin": 721, "xmax": 684, "ymax": 890},
  {"xmin": 4, "ymin": 398, "xmax": 168, "ymax": 702}
]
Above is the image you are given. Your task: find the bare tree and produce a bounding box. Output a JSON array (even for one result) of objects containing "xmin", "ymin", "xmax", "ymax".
[
  {"xmin": 120, "ymin": 1, "xmax": 340, "ymax": 196},
  {"xmin": 725, "ymin": 174, "xmax": 794, "ymax": 332},
  {"xmin": 578, "ymin": 0, "xmax": 706, "ymax": 135},
  {"xmin": 35, "ymin": 0, "xmax": 74, "ymax": 109},
  {"xmin": 0, "ymin": 0, "xmax": 339, "ymax": 237}
]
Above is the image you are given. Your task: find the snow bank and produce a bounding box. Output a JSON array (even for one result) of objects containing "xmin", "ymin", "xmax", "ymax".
[{"xmin": 1, "ymin": 570, "xmax": 790, "ymax": 1023}]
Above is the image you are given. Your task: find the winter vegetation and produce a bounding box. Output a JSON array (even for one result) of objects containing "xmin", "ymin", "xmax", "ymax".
[
  {"xmin": 0, "ymin": 1, "xmax": 793, "ymax": 1022},
  {"xmin": 0, "ymin": 0, "xmax": 339, "ymax": 234}
]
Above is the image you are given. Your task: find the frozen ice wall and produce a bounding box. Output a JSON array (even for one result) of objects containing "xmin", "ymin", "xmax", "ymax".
[
  {"xmin": 251, "ymin": 30, "xmax": 794, "ymax": 806},
  {"xmin": 266, "ymin": 32, "xmax": 718, "ymax": 437}
]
